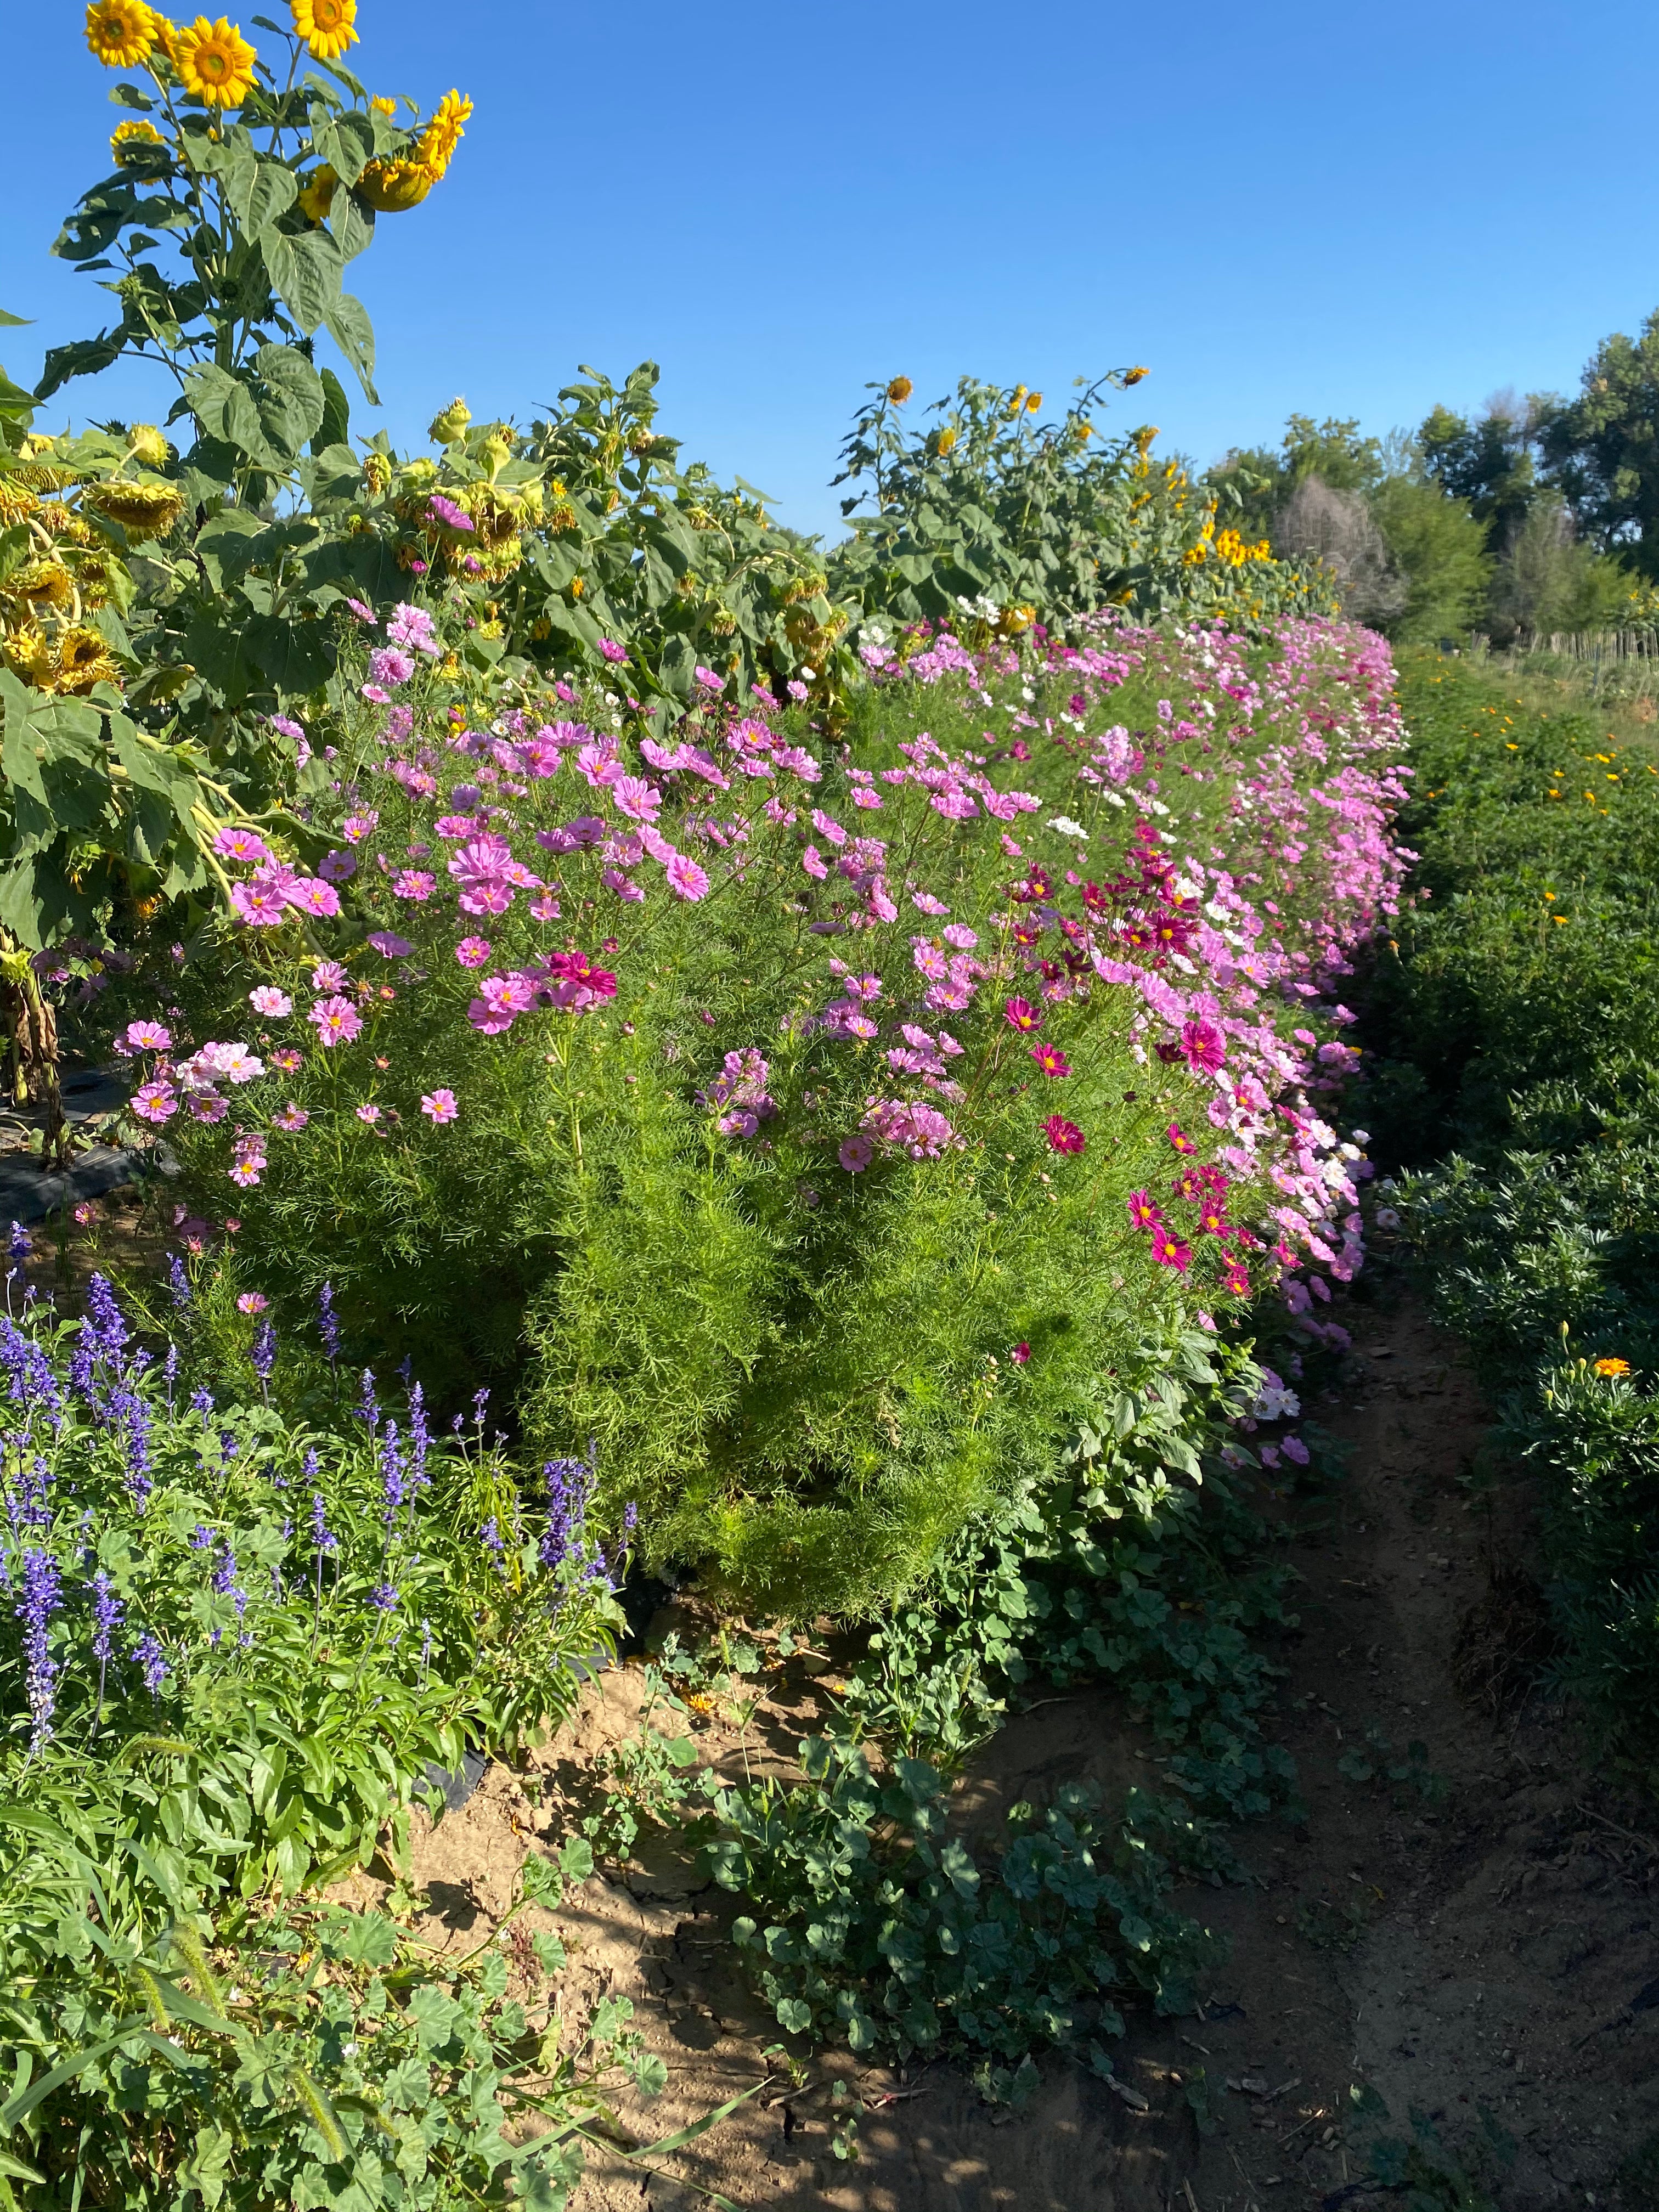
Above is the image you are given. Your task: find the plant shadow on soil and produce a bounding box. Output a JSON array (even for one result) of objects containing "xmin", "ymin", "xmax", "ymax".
[{"xmin": 333, "ymin": 1262, "xmax": 1659, "ymax": 2210}]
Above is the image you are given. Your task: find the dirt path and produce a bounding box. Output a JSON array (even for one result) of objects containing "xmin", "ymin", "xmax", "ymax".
[{"xmin": 358, "ymin": 1280, "xmax": 1659, "ymax": 2209}]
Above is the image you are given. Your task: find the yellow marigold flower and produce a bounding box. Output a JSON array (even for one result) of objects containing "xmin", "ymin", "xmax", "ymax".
[
  {"xmin": 84, "ymin": 477, "xmax": 184, "ymax": 541},
  {"xmin": 416, "ymin": 89, "xmax": 472, "ymax": 177},
  {"xmin": 358, "ymin": 158, "xmax": 435, "ymax": 212},
  {"xmin": 86, "ymin": 0, "xmax": 157, "ymax": 69},
  {"xmin": 1123, "ymin": 365, "xmax": 1149, "ymax": 385},
  {"xmin": 935, "ymin": 426, "xmax": 957, "ymax": 455},
  {"xmin": 297, "ymin": 164, "xmax": 337, "ymax": 222},
  {"xmin": 174, "ymin": 15, "xmax": 257, "ymax": 105},
  {"xmin": 289, "ymin": 0, "xmax": 357, "ymax": 60},
  {"xmin": 885, "ymin": 375, "xmax": 912, "ymax": 405},
  {"xmin": 111, "ymin": 117, "xmax": 165, "ymax": 164}
]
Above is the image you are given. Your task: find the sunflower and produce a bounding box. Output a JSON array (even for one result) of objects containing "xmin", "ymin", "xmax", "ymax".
[
  {"xmin": 289, "ymin": 0, "xmax": 357, "ymax": 61},
  {"xmin": 1123, "ymin": 365, "xmax": 1149, "ymax": 386},
  {"xmin": 14, "ymin": 561, "xmax": 75, "ymax": 611},
  {"xmin": 86, "ymin": 0, "xmax": 157, "ymax": 68},
  {"xmin": 2, "ymin": 625, "xmax": 55, "ymax": 689},
  {"xmin": 369, "ymin": 94, "xmax": 398, "ymax": 116},
  {"xmin": 297, "ymin": 163, "xmax": 338, "ymax": 222},
  {"xmin": 84, "ymin": 478, "xmax": 184, "ymax": 541},
  {"xmin": 55, "ymin": 627, "xmax": 122, "ymax": 694},
  {"xmin": 110, "ymin": 117, "xmax": 166, "ymax": 164},
  {"xmin": 935, "ymin": 426, "xmax": 957, "ymax": 456},
  {"xmin": 174, "ymin": 15, "xmax": 257, "ymax": 106},
  {"xmin": 415, "ymin": 89, "xmax": 472, "ymax": 176},
  {"xmin": 885, "ymin": 376, "xmax": 912, "ymax": 405},
  {"xmin": 357, "ymin": 157, "xmax": 435, "ymax": 211},
  {"xmin": 0, "ymin": 479, "xmax": 39, "ymax": 527},
  {"xmin": 129, "ymin": 424, "xmax": 171, "ymax": 467}
]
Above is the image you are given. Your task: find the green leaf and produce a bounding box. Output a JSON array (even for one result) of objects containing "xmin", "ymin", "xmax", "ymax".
[
  {"xmin": 0, "ymin": 310, "xmax": 31, "ymax": 328},
  {"xmin": 244, "ymin": 614, "xmax": 335, "ymax": 697},
  {"xmin": 263, "ymin": 226, "xmax": 343, "ymax": 337},
  {"xmin": 311, "ymin": 110, "xmax": 375, "ymax": 188},
  {"xmin": 323, "ymin": 291, "xmax": 377, "ymax": 403},
  {"xmin": 185, "ymin": 364, "xmax": 273, "ymax": 466},
  {"xmin": 330, "ymin": 189, "xmax": 375, "ymax": 265},
  {"xmin": 314, "ymin": 366, "xmax": 351, "ymax": 455},
  {"xmin": 255, "ymin": 342, "xmax": 326, "ymax": 460},
  {"xmin": 229, "ymin": 156, "xmax": 298, "ymax": 239}
]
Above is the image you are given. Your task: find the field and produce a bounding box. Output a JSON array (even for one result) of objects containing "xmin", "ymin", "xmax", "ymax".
[{"xmin": 3, "ymin": 8, "xmax": 1659, "ymax": 2209}]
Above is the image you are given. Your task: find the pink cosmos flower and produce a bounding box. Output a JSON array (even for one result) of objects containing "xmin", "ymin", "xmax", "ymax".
[
  {"xmin": 386, "ymin": 602, "xmax": 439, "ymax": 654},
  {"xmin": 229, "ymin": 1160, "xmax": 263, "ymax": 1188},
  {"xmin": 230, "ymin": 882, "xmax": 289, "ymax": 928},
  {"xmin": 355, "ymin": 1103, "xmax": 382, "ymax": 1125},
  {"xmin": 694, "ymin": 665, "xmax": 725, "ymax": 692},
  {"xmin": 342, "ymin": 813, "xmax": 379, "ymax": 844},
  {"xmin": 599, "ymin": 637, "xmax": 629, "ymax": 663},
  {"xmin": 421, "ymin": 1087, "xmax": 459, "ymax": 1124},
  {"xmin": 273, "ymin": 1103, "xmax": 309, "ymax": 1131},
  {"xmin": 1151, "ymin": 1228, "xmax": 1192, "ymax": 1271},
  {"xmin": 665, "ymin": 854, "xmax": 709, "ymax": 901},
  {"xmin": 271, "ymin": 1048, "xmax": 303, "ymax": 1073},
  {"xmin": 1281, "ymin": 1434, "xmax": 1310, "ymax": 1465},
  {"xmin": 346, "ymin": 597, "xmax": 374, "ymax": 621},
  {"xmin": 236, "ymin": 1291, "xmax": 268, "ymax": 1313},
  {"xmin": 1167, "ymin": 1124, "xmax": 1197, "ymax": 1154},
  {"xmin": 312, "ymin": 960, "xmax": 349, "ymax": 990},
  {"xmin": 285, "ymin": 879, "xmax": 341, "ymax": 918},
  {"xmin": 942, "ymin": 924, "xmax": 978, "ymax": 951},
  {"xmin": 611, "ymin": 775, "xmax": 662, "ymax": 824},
  {"xmin": 132, "ymin": 1081, "xmax": 178, "ymax": 1125},
  {"xmin": 427, "ymin": 493, "xmax": 473, "ymax": 531},
  {"xmin": 367, "ymin": 932, "xmax": 413, "ymax": 959},
  {"xmin": 1004, "ymin": 997, "xmax": 1042, "ymax": 1034},
  {"xmin": 1043, "ymin": 1116, "xmax": 1085, "ymax": 1154},
  {"xmin": 249, "ymin": 987, "xmax": 291, "ymax": 1018},
  {"xmin": 1179, "ymin": 1019, "xmax": 1227, "ymax": 1075},
  {"xmin": 369, "ymin": 646, "xmax": 416, "ymax": 690},
  {"xmin": 455, "ymin": 936, "xmax": 493, "ymax": 968},
  {"xmin": 1224, "ymin": 1261, "xmax": 1251, "ymax": 1296},
  {"xmin": 214, "ymin": 827, "xmax": 272, "ymax": 864},
  {"xmin": 839, "ymin": 1133, "xmax": 875, "ymax": 1173},
  {"xmin": 1030, "ymin": 1043, "xmax": 1070, "ymax": 1078},
  {"xmin": 190, "ymin": 1092, "xmax": 229, "ymax": 1123},
  {"xmin": 309, "ymin": 995, "xmax": 363, "ymax": 1047},
  {"xmin": 529, "ymin": 893, "xmax": 561, "ymax": 922},
  {"xmin": 801, "ymin": 845, "xmax": 830, "ymax": 881},
  {"xmin": 393, "ymin": 870, "xmax": 435, "ymax": 901},
  {"xmin": 125, "ymin": 1020, "xmax": 172, "ymax": 1052}
]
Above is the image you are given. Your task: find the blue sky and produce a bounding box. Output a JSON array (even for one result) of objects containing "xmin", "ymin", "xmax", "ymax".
[{"xmin": 5, "ymin": 0, "xmax": 1656, "ymax": 540}]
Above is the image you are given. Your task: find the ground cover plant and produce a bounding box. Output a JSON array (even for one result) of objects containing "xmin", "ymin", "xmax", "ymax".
[{"xmin": 1364, "ymin": 650, "xmax": 1659, "ymax": 1778}]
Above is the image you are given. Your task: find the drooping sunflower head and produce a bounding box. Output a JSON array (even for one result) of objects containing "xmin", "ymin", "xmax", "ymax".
[
  {"xmin": 416, "ymin": 89, "xmax": 472, "ymax": 177},
  {"xmin": 55, "ymin": 627, "xmax": 122, "ymax": 693},
  {"xmin": 110, "ymin": 117, "xmax": 166, "ymax": 165},
  {"xmin": 84, "ymin": 478, "xmax": 185, "ymax": 542},
  {"xmin": 2, "ymin": 624, "xmax": 55, "ymax": 689},
  {"xmin": 174, "ymin": 14, "xmax": 257, "ymax": 106},
  {"xmin": 86, "ymin": 0, "xmax": 157, "ymax": 69},
  {"xmin": 357, "ymin": 157, "xmax": 434, "ymax": 212},
  {"xmin": 15, "ymin": 561, "xmax": 76, "ymax": 611},
  {"xmin": 427, "ymin": 397, "xmax": 471, "ymax": 446},
  {"xmin": 934, "ymin": 426, "xmax": 957, "ymax": 456},
  {"xmin": 885, "ymin": 376, "xmax": 913, "ymax": 405},
  {"xmin": 289, "ymin": 0, "xmax": 357, "ymax": 61},
  {"xmin": 0, "ymin": 479, "xmax": 40, "ymax": 528}
]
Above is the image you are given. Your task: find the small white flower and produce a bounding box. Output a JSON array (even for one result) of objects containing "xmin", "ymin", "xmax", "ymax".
[{"xmin": 1047, "ymin": 815, "xmax": 1089, "ymax": 840}]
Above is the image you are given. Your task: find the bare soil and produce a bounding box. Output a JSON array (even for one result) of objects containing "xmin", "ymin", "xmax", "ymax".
[{"xmin": 338, "ymin": 1278, "xmax": 1659, "ymax": 2210}]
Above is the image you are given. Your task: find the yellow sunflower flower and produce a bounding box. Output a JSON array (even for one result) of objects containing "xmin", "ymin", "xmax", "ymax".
[
  {"xmin": 416, "ymin": 89, "xmax": 472, "ymax": 177},
  {"xmin": 86, "ymin": 0, "xmax": 157, "ymax": 69},
  {"xmin": 289, "ymin": 0, "xmax": 357, "ymax": 61},
  {"xmin": 129, "ymin": 424, "xmax": 171, "ymax": 467},
  {"xmin": 885, "ymin": 375, "xmax": 912, "ymax": 405},
  {"xmin": 174, "ymin": 15, "xmax": 257, "ymax": 106},
  {"xmin": 55, "ymin": 627, "xmax": 122, "ymax": 694},
  {"xmin": 935, "ymin": 426, "xmax": 957, "ymax": 456},
  {"xmin": 297, "ymin": 163, "xmax": 338, "ymax": 222},
  {"xmin": 1123, "ymin": 365, "xmax": 1149, "ymax": 386},
  {"xmin": 110, "ymin": 117, "xmax": 166, "ymax": 164},
  {"xmin": 369, "ymin": 94, "xmax": 398, "ymax": 116},
  {"xmin": 84, "ymin": 478, "xmax": 184, "ymax": 542}
]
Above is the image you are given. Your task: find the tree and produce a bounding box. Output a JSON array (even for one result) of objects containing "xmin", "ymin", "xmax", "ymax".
[
  {"xmin": 1369, "ymin": 476, "xmax": 1492, "ymax": 642},
  {"xmin": 1538, "ymin": 308, "xmax": 1659, "ymax": 577},
  {"xmin": 1419, "ymin": 393, "xmax": 1546, "ymax": 548}
]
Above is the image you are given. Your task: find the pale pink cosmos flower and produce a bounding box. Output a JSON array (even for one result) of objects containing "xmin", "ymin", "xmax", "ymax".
[
  {"xmin": 355, "ymin": 1103, "xmax": 382, "ymax": 1125},
  {"xmin": 309, "ymin": 995, "xmax": 363, "ymax": 1047},
  {"xmin": 838, "ymin": 1133, "xmax": 875, "ymax": 1173},
  {"xmin": 273, "ymin": 1102, "xmax": 309, "ymax": 1131},
  {"xmin": 694, "ymin": 665, "xmax": 725, "ymax": 692},
  {"xmin": 286, "ymin": 878, "xmax": 341, "ymax": 919},
  {"xmin": 529, "ymin": 892, "xmax": 561, "ymax": 922},
  {"xmin": 801, "ymin": 845, "xmax": 830, "ymax": 881},
  {"xmin": 386, "ymin": 602, "xmax": 439, "ymax": 655},
  {"xmin": 393, "ymin": 870, "xmax": 435, "ymax": 901},
  {"xmin": 249, "ymin": 987, "xmax": 291, "ymax": 1018},
  {"xmin": 421, "ymin": 1087, "xmax": 459, "ymax": 1124},
  {"xmin": 236, "ymin": 1291, "xmax": 268, "ymax": 1313},
  {"xmin": 125, "ymin": 1019, "xmax": 172, "ymax": 1052},
  {"xmin": 215, "ymin": 826, "xmax": 272, "ymax": 864},
  {"xmin": 369, "ymin": 646, "xmax": 416, "ymax": 689},
  {"xmin": 230, "ymin": 882, "xmax": 289, "ymax": 928},
  {"xmin": 312, "ymin": 960, "xmax": 349, "ymax": 990},
  {"xmin": 132, "ymin": 1081, "xmax": 178, "ymax": 1125},
  {"xmin": 611, "ymin": 775, "xmax": 662, "ymax": 824}
]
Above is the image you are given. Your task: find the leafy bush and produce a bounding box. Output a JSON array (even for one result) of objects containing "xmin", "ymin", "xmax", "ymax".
[
  {"xmin": 1372, "ymin": 651, "xmax": 1659, "ymax": 1773},
  {"xmin": 92, "ymin": 610, "xmax": 1403, "ymax": 1616}
]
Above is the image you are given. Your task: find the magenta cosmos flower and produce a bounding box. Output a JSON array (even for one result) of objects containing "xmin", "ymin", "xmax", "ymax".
[
  {"xmin": 1003, "ymin": 997, "xmax": 1042, "ymax": 1034},
  {"xmin": 1126, "ymin": 1190, "xmax": 1161, "ymax": 1231},
  {"xmin": 1043, "ymin": 1116, "xmax": 1085, "ymax": 1154},
  {"xmin": 1030, "ymin": 1043, "xmax": 1070, "ymax": 1079},
  {"xmin": 665, "ymin": 853, "xmax": 710, "ymax": 901},
  {"xmin": 421, "ymin": 1088, "xmax": 459, "ymax": 1125},
  {"xmin": 1150, "ymin": 1227, "xmax": 1192, "ymax": 1271},
  {"xmin": 455, "ymin": 936, "xmax": 493, "ymax": 969},
  {"xmin": 1179, "ymin": 1019, "xmax": 1226, "ymax": 1075}
]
